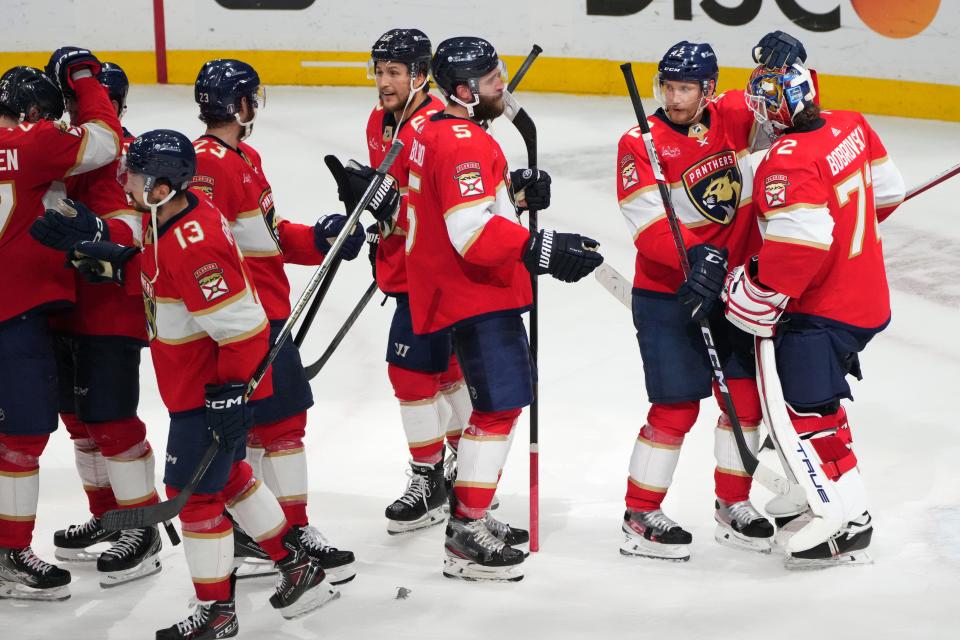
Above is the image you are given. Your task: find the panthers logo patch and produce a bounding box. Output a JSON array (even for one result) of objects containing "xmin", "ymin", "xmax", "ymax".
[{"xmin": 681, "ymin": 151, "xmax": 743, "ymax": 225}]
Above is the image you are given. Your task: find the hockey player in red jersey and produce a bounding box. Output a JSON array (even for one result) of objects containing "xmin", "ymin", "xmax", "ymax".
[
  {"xmin": 81, "ymin": 129, "xmax": 337, "ymax": 636},
  {"xmin": 615, "ymin": 33, "xmax": 807, "ymax": 561},
  {"xmin": 0, "ymin": 50, "xmax": 123, "ymax": 601},
  {"xmin": 722, "ymin": 60, "xmax": 905, "ymax": 568},
  {"xmin": 363, "ymin": 28, "xmax": 484, "ymax": 535},
  {"xmin": 401, "ymin": 37, "xmax": 601, "ymax": 581},
  {"xmin": 30, "ymin": 59, "xmax": 166, "ymax": 587},
  {"xmin": 189, "ymin": 59, "xmax": 360, "ymax": 584}
]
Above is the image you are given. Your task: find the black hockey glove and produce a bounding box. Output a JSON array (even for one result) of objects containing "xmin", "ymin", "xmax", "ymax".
[
  {"xmin": 510, "ymin": 168, "xmax": 552, "ymax": 211},
  {"xmin": 522, "ymin": 229, "xmax": 604, "ymax": 283},
  {"xmin": 67, "ymin": 240, "xmax": 137, "ymax": 286},
  {"xmin": 366, "ymin": 223, "xmax": 380, "ymax": 279},
  {"xmin": 752, "ymin": 31, "xmax": 807, "ymax": 69},
  {"xmin": 314, "ymin": 214, "xmax": 363, "ymax": 261},
  {"xmin": 342, "ymin": 162, "xmax": 401, "ymax": 222},
  {"xmin": 204, "ymin": 382, "xmax": 253, "ymax": 450},
  {"xmin": 677, "ymin": 243, "xmax": 729, "ymax": 321},
  {"xmin": 31, "ymin": 198, "xmax": 109, "ymax": 251},
  {"xmin": 46, "ymin": 46, "xmax": 101, "ymax": 96}
]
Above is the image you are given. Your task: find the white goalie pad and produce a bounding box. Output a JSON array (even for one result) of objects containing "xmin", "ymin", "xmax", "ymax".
[{"xmin": 754, "ymin": 336, "xmax": 843, "ymax": 553}]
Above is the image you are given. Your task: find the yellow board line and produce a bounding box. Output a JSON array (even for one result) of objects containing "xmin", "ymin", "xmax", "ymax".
[{"xmin": 1, "ymin": 51, "xmax": 957, "ymax": 122}]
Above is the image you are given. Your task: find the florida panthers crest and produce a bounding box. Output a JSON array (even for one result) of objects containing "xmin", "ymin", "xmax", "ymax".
[{"xmin": 682, "ymin": 150, "xmax": 742, "ymax": 225}]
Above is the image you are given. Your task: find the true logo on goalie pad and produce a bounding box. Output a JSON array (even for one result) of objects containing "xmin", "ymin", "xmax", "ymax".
[
  {"xmin": 619, "ymin": 153, "xmax": 639, "ymax": 190},
  {"xmin": 764, "ymin": 174, "xmax": 789, "ymax": 208},
  {"xmin": 454, "ymin": 161, "xmax": 484, "ymax": 197},
  {"xmin": 193, "ymin": 262, "xmax": 230, "ymax": 302}
]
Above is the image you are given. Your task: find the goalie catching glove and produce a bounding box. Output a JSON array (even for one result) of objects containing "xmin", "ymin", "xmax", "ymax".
[
  {"xmin": 31, "ymin": 198, "xmax": 108, "ymax": 251},
  {"xmin": 721, "ymin": 255, "xmax": 789, "ymax": 337},
  {"xmin": 66, "ymin": 240, "xmax": 137, "ymax": 285},
  {"xmin": 522, "ymin": 229, "xmax": 603, "ymax": 283}
]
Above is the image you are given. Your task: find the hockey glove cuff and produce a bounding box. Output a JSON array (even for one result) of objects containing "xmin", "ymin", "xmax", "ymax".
[
  {"xmin": 753, "ymin": 31, "xmax": 807, "ymax": 69},
  {"xmin": 47, "ymin": 46, "xmax": 101, "ymax": 95},
  {"xmin": 67, "ymin": 240, "xmax": 137, "ymax": 286},
  {"xmin": 366, "ymin": 223, "xmax": 380, "ymax": 279},
  {"xmin": 204, "ymin": 382, "xmax": 253, "ymax": 451},
  {"xmin": 314, "ymin": 214, "xmax": 363, "ymax": 261},
  {"xmin": 677, "ymin": 243, "xmax": 728, "ymax": 321},
  {"xmin": 721, "ymin": 255, "xmax": 789, "ymax": 337},
  {"xmin": 343, "ymin": 162, "xmax": 401, "ymax": 222},
  {"xmin": 510, "ymin": 168, "xmax": 551, "ymax": 211},
  {"xmin": 31, "ymin": 198, "xmax": 109, "ymax": 251},
  {"xmin": 522, "ymin": 229, "xmax": 604, "ymax": 283}
]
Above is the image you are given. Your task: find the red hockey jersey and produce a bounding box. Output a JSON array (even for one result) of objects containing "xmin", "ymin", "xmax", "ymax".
[
  {"xmin": 616, "ymin": 90, "xmax": 768, "ymax": 294},
  {"xmin": 56, "ymin": 127, "xmax": 145, "ymax": 341},
  {"xmin": 365, "ymin": 93, "xmax": 443, "ymax": 294},
  {"xmin": 752, "ymin": 110, "xmax": 905, "ymax": 329},
  {"xmin": 405, "ymin": 113, "xmax": 531, "ymax": 333},
  {"xmin": 141, "ymin": 191, "xmax": 272, "ymax": 413},
  {"xmin": 0, "ymin": 76, "xmax": 121, "ymax": 323},
  {"xmin": 191, "ymin": 136, "xmax": 323, "ymax": 322}
]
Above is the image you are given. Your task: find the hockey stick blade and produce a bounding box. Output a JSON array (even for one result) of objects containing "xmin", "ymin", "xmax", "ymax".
[
  {"xmin": 102, "ymin": 440, "xmax": 219, "ymax": 531},
  {"xmin": 304, "ymin": 280, "xmax": 378, "ymax": 380},
  {"xmin": 594, "ymin": 263, "xmax": 632, "ymax": 309}
]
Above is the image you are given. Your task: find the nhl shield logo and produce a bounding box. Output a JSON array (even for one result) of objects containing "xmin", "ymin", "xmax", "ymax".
[
  {"xmin": 454, "ymin": 161, "xmax": 484, "ymax": 197},
  {"xmin": 681, "ymin": 150, "xmax": 742, "ymax": 225}
]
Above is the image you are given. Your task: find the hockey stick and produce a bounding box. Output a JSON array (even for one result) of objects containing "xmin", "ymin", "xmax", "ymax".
[
  {"xmin": 905, "ymin": 161, "xmax": 960, "ymax": 202},
  {"xmin": 304, "ymin": 280, "xmax": 378, "ymax": 380},
  {"xmin": 294, "ymin": 155, "xmax": 360, "ymax": 348},
  {"xmin": 102, "ymin": 142, "xmax": 406, "ymax": 531},
  {"xmin": 503, "ymin": 43, "xmax": 543, "ymax": 552},
  {"xmin": 618, "ymin": 64, "xmax": 799, "ymax": 497},
  {"xmin": 593, "ymin": 262, "xmax": 803, "ymax": 501}
]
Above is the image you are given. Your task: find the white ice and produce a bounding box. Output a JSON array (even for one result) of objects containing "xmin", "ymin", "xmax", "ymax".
[{"xmin": 7, "ymin": 85, "xmax": 960, "ymax": 639}]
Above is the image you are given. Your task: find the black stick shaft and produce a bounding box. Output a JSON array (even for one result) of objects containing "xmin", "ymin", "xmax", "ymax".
[
  {"xmin": 619, "ymin": 63, "xmax": 758, "ymax": 476},
  {"xmin": 507, "ymin": 44, "xmax": 543, "ymax": 93},
  {"xmin": 294, "ymin": 258, "xmax": 341, "ymax": 348}
]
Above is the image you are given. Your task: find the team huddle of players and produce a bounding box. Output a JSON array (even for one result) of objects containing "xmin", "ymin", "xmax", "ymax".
[{"xmin": 0, "ymin": 25, "xmax": 903, "ymax": 640}]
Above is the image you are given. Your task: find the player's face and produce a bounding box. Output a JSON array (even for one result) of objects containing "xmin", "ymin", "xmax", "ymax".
[
  {"xmin": 661, "ymin": 79, "xmax": 705, "ymax": 125},
  {"xmin": 375, "ymin": 61, "xmax": 414, "ymax": 112},
  {"xmin": 121, "ymin": 171, "xmax": 150, "ymax": 212},
  {"xmin": 471, "ymin": 64, "xmax": 506, "ymax": 121}
]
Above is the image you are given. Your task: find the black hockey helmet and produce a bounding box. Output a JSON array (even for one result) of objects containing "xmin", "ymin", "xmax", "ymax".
[
  {"xmin": 0, "ymin": 66, "xmax": 64, "ymax": 121},
  {"xmin": 124, "ymin": 129, "xmax": 196, "ymax": 191},
  {"xmin": 194, "ymin": 58, "xmax": 262, "ymax": 120},
  {"xmin": 369, "ymin": 28, "xmax": 432, "ymax": 79},
  {"xmin": 431, "ymin": 37, "xmax": 503, "ymax": 100},
  {"xmin": 97, "ymin": 62, "xmax": 129, "ymax": 113}
]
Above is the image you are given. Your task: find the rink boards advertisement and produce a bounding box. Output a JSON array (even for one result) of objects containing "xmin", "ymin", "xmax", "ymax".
[{"xmin": 1, "ymin": 0, "xmax": 957, "ymax": 120}]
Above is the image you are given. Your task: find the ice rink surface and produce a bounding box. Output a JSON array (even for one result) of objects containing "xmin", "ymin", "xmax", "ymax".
[{"xmin": 8, "ymin": 85, "xmax": 960, "ymax": 639}]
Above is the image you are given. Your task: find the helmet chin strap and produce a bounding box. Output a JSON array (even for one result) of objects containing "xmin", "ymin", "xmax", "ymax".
[
  {"xmin": 235, "ymin": 109, "xmax": 256, "ymax": 140},
  {"xmin": 143, "ymin": 183, "xmax": 179, "ymax": 285},
  {"xmin": 396, "ymin": 73, "xmax": 426, "ymax": 130},
  {"xmin": 449, "ymin": 78, "xmax": 481, "ymax": 119}
]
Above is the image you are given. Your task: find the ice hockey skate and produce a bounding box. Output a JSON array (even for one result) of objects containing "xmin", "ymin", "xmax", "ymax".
[
  {"xmin": 0, "ymin": 547, "xmax": 71, "ymax": 601},
  {"xmin": 385, "ymin": 459, "xmax": 447, "ymax": 534},
  {"xmin": 295, "ymin": 525, "xmax": 356, "ymax": 585},
  {"xmin": 53, "ymin": 516, "xmax": 121, "ymax": 562},
  {"xmin": 230, "ymin": 520, "xmax": 276, "ymax": 580},
  {"xmin": 620, "ymin": 509, "xmax": 692, "ymax": 561},
  {"xmin": 156, "ymin": 575, "xmax": 238, "ymax": 639},
  {"xmin": 784, "ymin": 511, "xmax": 874, "ymax": 570},
  {"xmin": 714, "ymin": 499, "xmax": 774, "ymax": 553},
  {"xmin": 97, "ymin": 525, "xmax": 162, "ymax": 587},
  {"xmin": 443, "ymin": 514, "xmax": 525, "ymax": 582},
  {"xmin": 484, "ymin": 512, "xmax": 529, "ymax": 554},
  {"xmin": 269, "ymin": 528, "xmax": 339, "ymax": 620}
]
